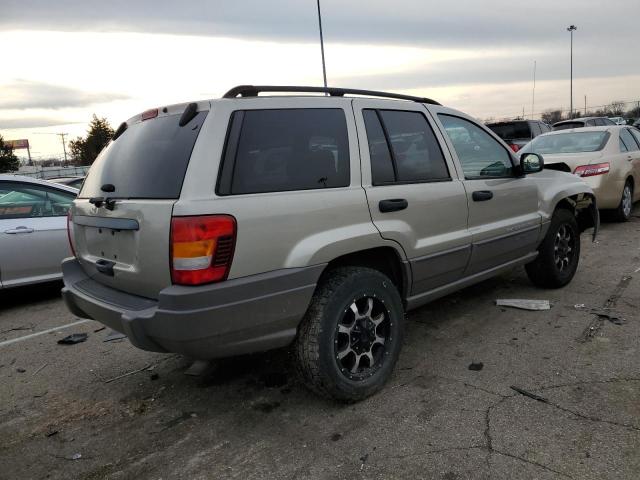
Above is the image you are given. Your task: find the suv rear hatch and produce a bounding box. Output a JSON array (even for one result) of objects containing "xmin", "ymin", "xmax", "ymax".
[{"xmin": 72, "ymin": 103, "xmax": 209, "ymax": 299}]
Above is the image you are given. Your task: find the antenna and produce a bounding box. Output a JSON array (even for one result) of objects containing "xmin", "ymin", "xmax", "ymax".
[
  {"xmin": 316, "ymin": 0, "xmax": 328, "ymax": 89},
  {"xmin": 531, "ymin": 60, "xmax": 536, "ymax": 119}
]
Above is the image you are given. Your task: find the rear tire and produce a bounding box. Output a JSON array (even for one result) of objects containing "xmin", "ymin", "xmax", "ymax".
[
  {"xmin": 612, "ymin": 180, "xmax": 633, "ymax": 222},
  {"xmin": 294, "ymin": 267, "xmax": 404, "ymax": 402},
  {"xmin": 525, "ymin": 208, "xmax": 580, "ymax": 289}
]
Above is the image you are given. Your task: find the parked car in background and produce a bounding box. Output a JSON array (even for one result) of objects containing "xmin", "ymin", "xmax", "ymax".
[
  {"xmin": 553, "ymin": 117, "xmax": 616, "ymax": 130},
  {"xmin": 521, "ymin": 126, "xmax": 640, "ymax": 221},
  {"xmin": 49, "ymin": 176, "xmax": 85, "ymax": 189},
  {"xmin": 61, "ymin": 85, "xmax": 598, "ymax": 401},
  {"xmin": 0, "ymin": 175, "xmax": 77, "ymax": 288},
  {"xmin": 486, "ymin": 120, "xmax": 551, "ymax": 152},
  {"xmin": 633, "ymin": 119, "xmax": 640, "ymax": 130},
  {"xmin": 609, "ymin": 116, "xmax": 627, "ymax": 126}
]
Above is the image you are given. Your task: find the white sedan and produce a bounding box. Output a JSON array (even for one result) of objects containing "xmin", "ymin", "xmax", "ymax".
[{"xmin": 0, "ymin": 175, "xmax": 78, "ymax": 288}]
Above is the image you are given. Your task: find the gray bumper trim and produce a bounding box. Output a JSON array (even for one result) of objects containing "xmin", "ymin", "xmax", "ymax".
[{"xmin": 62, "ymin": 258, "xmax": 325, "ymax": 359}]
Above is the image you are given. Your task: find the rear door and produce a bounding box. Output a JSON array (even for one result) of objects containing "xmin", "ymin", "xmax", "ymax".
[
  {"xmin": 431, "ymin": 109, "xmax": 541, "ymax": 274},
  {"xmin": 0, "ymin": 180, "xmax": 75, "ymax": 287},
  {"xmin": 352, "ymin": 100, "xmax": 471, "ymax": 295},
  {"xmin": 72, "ymin": 103, "xmax": 209, "ymax": 299},
  {"xmin": 622, "ymin": 128, "xmax": 640, "ymax": 201}
]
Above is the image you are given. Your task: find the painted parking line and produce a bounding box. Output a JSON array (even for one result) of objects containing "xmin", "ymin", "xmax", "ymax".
[{"xmin": 0, "ymin": 319, "xmax": 91, "ymax": 348}]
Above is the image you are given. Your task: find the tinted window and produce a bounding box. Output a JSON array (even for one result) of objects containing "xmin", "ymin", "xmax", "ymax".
[
  {"xmin": 530, "ymin": 122, "xmax": 542, "ymax": 137},
  {"xmin": 0, "ymin": 182, "xmax": 75, "ymax": 219},
  {"xmin": 439, "ymin": 115, "xmax": 513, "ymax": 178},
  {"xmin": 80, "ymin": 111, "xmax": 208, "ymax": 199},
  {"xmin": 630, "ymin": 128, "xmax": 640, "ymax": 146},
  {"xmin": 619, "ymin": 137, "xmax": 629, "ymax": 152},
  {"xmin": 486, "ymin": 121, "xmax": 531, "ymax": 140},
  {"xmin": 376, "ymin": 110, "xmax": 449, "ymax": 183},
  {"xmin": 362, "ymin": 110, "xmax": 395, "ymax": 184},
  {"xmin": 620, "ymin": 129, "xmax": 639, "ymax": 151},
  {"xmin": 540, "ymin": 123, "xmax": 551, "ymax": 133},
  {"xmin": 554, "ymin": 121, "xmax": 584, "ymax": 130},
  {"xmin": 602, "ymin": 118, "xmax": 616, "ymax": 125},
  {"xmin": 218, "ymin": 109, "xmax": 350, "ymax": 195},
  {"xmin": 523, "ymin": 131, "xmax": 609, "ymax": 154}
]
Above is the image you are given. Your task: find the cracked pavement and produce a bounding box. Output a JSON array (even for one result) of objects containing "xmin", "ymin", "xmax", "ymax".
[{"xmin": 1, "ymin": 214, "xmax": 639, "ymax": 479}]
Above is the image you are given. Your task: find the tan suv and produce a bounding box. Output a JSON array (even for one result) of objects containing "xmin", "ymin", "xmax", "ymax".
[{"xmin": 62, "ymin": 86, "xmax": 598, "ymax": 401}]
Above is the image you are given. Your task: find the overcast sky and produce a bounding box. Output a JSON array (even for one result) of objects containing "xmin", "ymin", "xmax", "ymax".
[{"xmin": 1, "ymin": 0, "xmax": 639, "ymax": 160}]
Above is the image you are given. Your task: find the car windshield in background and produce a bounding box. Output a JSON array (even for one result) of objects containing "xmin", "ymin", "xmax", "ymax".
[
  {"xmin": 553, "ymin": 122, "xmax": 584, "ymax": 130},
  {"xmin": 487, "ymin": 122, "xmax": 530, "ymax": 139},
  {"xmin": 523, "ymin": 131, "xmax": 609, "ymax": 154},
  {"xmin": 79, "ymin": 111, "xmax": 208, "ymax": 199}
]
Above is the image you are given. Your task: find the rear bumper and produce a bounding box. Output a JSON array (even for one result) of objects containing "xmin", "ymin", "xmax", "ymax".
[{"xmin": 61, "ymin": 258, "xmax": 324, "ymax": 359}]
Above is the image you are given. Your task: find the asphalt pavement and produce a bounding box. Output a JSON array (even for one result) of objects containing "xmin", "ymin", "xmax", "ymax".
[{"xmin": 1, "ymin": 213, "xmax": 639, "ymax": 480}]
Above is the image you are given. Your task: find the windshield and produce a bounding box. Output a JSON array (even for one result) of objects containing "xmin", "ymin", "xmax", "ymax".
[
  {"xmin": 522, "ymin": 131, "xmax": 609, "ymax": 154},
  {"xmin": 487, "ymin": 122, "xmax": 530, "ymax": 140}
]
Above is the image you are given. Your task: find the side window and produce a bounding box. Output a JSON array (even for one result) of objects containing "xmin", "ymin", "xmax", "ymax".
[
  {"xmin": 0, "ymin": 182, "xmax": 75, "ymax": 219},
  {"xmin": 586, "ymin": 120, "xmax": 596, "ymax": 126},
  {"xmin": 362, "ymin": 110, "xmax": 395, "ymax": 184},
  {"xmin": 630, "ymin": 128, "xmax": 640, "ymax": 147},
  {"xmin": 620, "ymin": 129, "xmax": 639, "ymax": 152},
  {"xmin": 541, "ymin": 123, "xmax": 551, "ymax": 133},
  {"xmin": 438, "ymin": 114, "xmax": 514, "ymax": 179},
  {"xmin": 362, "ymin": 109, "xmax": 450, "ymax": 184},
  {"xmin": 217, "ymin": 109, "xmax": 350, "ymax": 195},
  {"xmin": 619, "ymin": 136, "xmax": 629, "ymax": 152}
]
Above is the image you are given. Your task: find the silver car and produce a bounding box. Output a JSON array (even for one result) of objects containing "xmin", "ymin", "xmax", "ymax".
[{"xmin": 0, "ymin": 175, "xmax": 77, "ymax": 288}]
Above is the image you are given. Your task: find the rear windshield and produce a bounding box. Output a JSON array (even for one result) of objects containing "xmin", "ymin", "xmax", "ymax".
[
  {"xmin": 79, "ymin": 111, "xmax": 208, "ymax": 199},
  {"xmin": 486, "ymin": 121, "xmax": 531, "ymax": 140},
  {"xmin": 522, "ymin": 131, "xmax": 609, "ymax": 154},
  {"xmin": 553, "ymin": 121, "xmax": 583, "ymax": 131}
]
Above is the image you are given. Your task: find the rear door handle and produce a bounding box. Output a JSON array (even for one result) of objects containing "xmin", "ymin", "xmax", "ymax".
[
  {"xmin": 379, "ymin": 198, "xmax": 408, "ymax": 213},
  {"xmin": 4, "ymin": 226, "xmax": 34, "ymax": 234},
  {"xmin": 472, "ymin": 191, "xmax": 493, "ymax": 202}
]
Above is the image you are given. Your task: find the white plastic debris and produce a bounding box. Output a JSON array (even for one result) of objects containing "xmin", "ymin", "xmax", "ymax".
[{"xmin": 496, "ymin": 299, "xmax": 551, "ymax": 311}]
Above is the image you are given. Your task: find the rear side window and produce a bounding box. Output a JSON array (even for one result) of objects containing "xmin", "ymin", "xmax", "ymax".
[
  {"xmin": 362, "ymin": 109, "xmax": 449, "ymax": 184},
  {"xmin": 0, "ymin": 182, "xmax": 75, "ymax": 219},
  {"xmin": 620, "ymin": 129, "xmax": 639, "ymax": 151},
  {"xmin": 80, "ymin": 111, "xmax": 207, "ymax": 199},
  {"xmin": 217, "ymin": 109, "xmax": 350, "ymax": 195},
  {"xmin": 530, "ymin": 122, "xmax": 542, "ymax": 137}
]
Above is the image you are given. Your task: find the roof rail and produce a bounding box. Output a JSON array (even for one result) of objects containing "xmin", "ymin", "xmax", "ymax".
[{"xmin": 222, "ymin": 85, "xmax": 441, "ymax": 105}]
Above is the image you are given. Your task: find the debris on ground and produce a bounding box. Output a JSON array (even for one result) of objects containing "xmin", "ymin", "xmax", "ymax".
[
  {"xmin": 45, "ymin": 430, "xmax": 59, "ymax": 438},
  {"xmin": 104, "ymin": 364, "xmax": 153, "ymax": 384},
  {"xmin": 496, "ymin": 299, "xmax": 551, "ymax": 311},
  {"xmin": 103, "ymin": 330, "xmax": 126, "ymax": 342},
  {"xmin": 67, "ymin": 453, "xmax": 82, "ymax": 461},
  {"xmin": 57, "ymin": 333, "xmax": 88, "ymax": 345},
  {"xmin": 510, "ymin": 385, "xmax": 549, "ymax": 403},
  {"xmin": 468, "ymin": 362, "xmax": 484, "ymax": 371},
  {"xmin": 574, "ymin": 304, "xmax": 625, "ymax": 325},
  {"xmin": 150, "ymin": 373, "xmax": 159, "ymax": 381},
  {"xmin": 16, "ymin": 367, "xmax": 26, "ymax": 373},
  {"xmin": 93, "ymin": 326, "xmax": 106, "ymax": 333},
  {"xmin": 32, "ymin": 363, "xmax": 48, "ymax": 376}
]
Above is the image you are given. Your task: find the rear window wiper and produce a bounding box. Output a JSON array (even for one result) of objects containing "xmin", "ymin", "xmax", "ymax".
[{"xmin": 89, "ymin": 197, "xmax": 117, "ymax": 210}]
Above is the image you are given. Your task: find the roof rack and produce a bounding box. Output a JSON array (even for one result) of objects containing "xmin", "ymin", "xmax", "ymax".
[{"xmin": 222, "ymin": 85, "xmax": 441, "ymax": 105}]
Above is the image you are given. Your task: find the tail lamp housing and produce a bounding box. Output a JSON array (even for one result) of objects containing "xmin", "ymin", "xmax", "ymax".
[
  {"xmin": 574, "ymin": 163, "xmax": 610, "ymax": 177},
  {"xmin": 170, "ymin": 215, "xmax": 236, "ymax": 285},
  {"xmin": 508, "ymin": 143, "xmax": 521, "ymax": 153}
]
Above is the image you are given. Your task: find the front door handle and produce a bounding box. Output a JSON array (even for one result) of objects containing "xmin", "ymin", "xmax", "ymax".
[
  {"xmin": 379, "ymin": 198, "xmax": 408, "ymax": 213},
  {"xmin": 472, "ymin": 190, "xmax": 494, "ymax": 202},
  {"xmin": 5, "ymin": 226, "xmax": 34, "ymax": 234}
]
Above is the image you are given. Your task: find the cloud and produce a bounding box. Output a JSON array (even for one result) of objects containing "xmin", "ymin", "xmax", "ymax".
[
  {"xmin": 1, "ymin": 0, "xmax": 636, "ymax": 50},
  {"xmin": 0, "ymin": 80, "xmax": 129, "ymax": 110},
  {"xmin": 0, "ymin": 117, "xmax": 81, "ymax": 129}
]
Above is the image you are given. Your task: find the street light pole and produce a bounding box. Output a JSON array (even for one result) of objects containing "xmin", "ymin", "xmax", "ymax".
[
  {"xmin": 567, "ymin": 25, "xmax": 577, "ymax": 119},
  {"xmin": 316, "ymin": 0, "xmax": 328, "ymax": 89}
]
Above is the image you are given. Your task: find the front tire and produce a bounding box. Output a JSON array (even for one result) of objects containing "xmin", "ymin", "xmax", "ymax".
[
  {"xmin": 525, "ymin": 208, "xmax": 580, "ymax": 288},
  {"xmin": 294, "ymin": 267, "xmax": 404, "ymax": 402},
  {"xmin": 612, "ymin": 180, "xmax": 633, "ymax": 222}
]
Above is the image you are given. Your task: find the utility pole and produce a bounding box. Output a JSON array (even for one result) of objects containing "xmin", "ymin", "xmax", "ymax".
[
  {"xmin": 584, "ymin": 95, "xmax": 587, "ymax": 116},
  {"xmin": 316, "ymin": 0, "xmax": 328, "ymax": 89},
  {"xmin": 567, "ymin": 25, "xmax": 577, "ymax": 119},
  {"xmin": 57, "ymin": 133, "xmax": 69, "ymax": 165},
  {"xmin": 531, "ymin": 60, "xmax": 536, "ymax": 120}
]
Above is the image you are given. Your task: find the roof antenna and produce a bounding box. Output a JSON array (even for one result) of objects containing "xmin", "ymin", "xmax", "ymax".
[{"xmin": 316, "ymin": 0, "xmax": 328, "ymax": 94}]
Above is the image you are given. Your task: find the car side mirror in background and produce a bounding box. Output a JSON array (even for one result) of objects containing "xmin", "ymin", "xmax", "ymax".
[{"xmin": 520, "ymin": 153, "xmax": 544, "ymax": 174}]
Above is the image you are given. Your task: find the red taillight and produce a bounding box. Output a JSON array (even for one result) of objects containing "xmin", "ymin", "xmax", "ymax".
[
  {"xmin": 67, "ymin": 210, "xmax": 76, "ymax": 257},
  {"xmin": 141, "ymin": 108, "xmax": 158, "ymax": 121},
  {"xmin": 508, "ymin": 143, "xmax": 520, "ymax": 153},
  {"xmin": 170, "ymin": 215, "xmax": 236, "ymax": 285},
  {"xmin": 574, "ymin": 163, "xmax": 610, "ymax": 177}
]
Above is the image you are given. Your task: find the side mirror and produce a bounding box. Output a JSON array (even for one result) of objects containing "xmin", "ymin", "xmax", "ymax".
[{"xmin": 520, "ymin": 152, "xmax": 544, "ymax": 174}]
